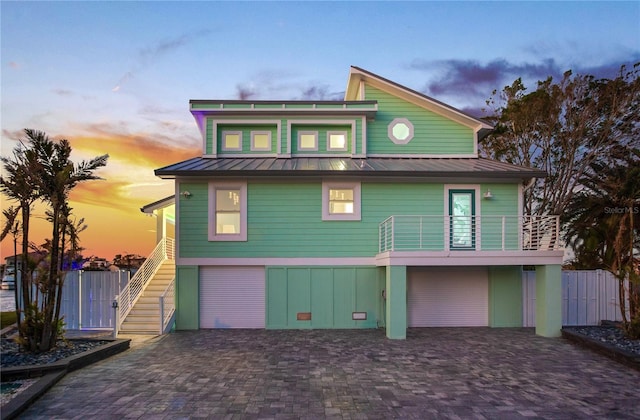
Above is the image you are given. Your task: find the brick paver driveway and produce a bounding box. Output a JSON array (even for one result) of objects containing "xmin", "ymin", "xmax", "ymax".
[{"xmin": 22, "ymin": 328, "xmax": 640, "ymax": 419}]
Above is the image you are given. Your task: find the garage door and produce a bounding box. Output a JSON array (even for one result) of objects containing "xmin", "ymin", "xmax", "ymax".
[
  {"xmin": 200, "ymin": 267, "xmax": 265, "ymax": 328},
  {"xmin": 408, "ymin": 267, "xmax": 488, "ymax": 327}
]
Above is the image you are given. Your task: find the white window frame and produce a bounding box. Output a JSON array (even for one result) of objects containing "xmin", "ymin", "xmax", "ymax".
[
  {"xmin": 327, "ymin": 131, "xmax": 348, "ymax": 151},
  {"xmin": 388, "ymin": 118, "xmax": 414, "ymax": 144},
  {"xmin": 298, "ymin": 131, "xmax": 318, "ymax": 151},
  {"xmin": 322, "ymin": 181, "xmax": 361, "ymax": 221},
  {"xmin": 250, "ymin": 131, "xmax": 272, "ymax": 151},
  {"xmin": 209, "ymin": 181, "xmax": 247, "ymax": 241},
  {"xmin": 221, "ymin": 131, "xmax": 243, "ymax": 151}
]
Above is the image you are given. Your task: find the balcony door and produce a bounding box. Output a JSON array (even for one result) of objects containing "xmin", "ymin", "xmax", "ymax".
[{"xmin": 449, "ymin": 189, "xmax": 476, "ymax": 250}]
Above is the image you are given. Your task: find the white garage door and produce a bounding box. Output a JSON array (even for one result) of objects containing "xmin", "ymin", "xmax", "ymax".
[
  {"xmin": 408, "ymin": 267, "xmax": 488, "ymax": 327},
  {"xmin": 200, "ymin": 267, "xmax": 265, "ymax": 328}
]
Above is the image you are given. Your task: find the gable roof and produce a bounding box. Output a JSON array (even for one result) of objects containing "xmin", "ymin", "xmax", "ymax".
[
  {"xmin": 345, "ymin": 66, "xmax": 493, "ymax": 138},
  {"xmin": 140, "ymin": 195, "xmax": 175, "ymax": 214},
  {"xmin": 155, "ymin": 157, "xmax": 545, "ymax": 181}
]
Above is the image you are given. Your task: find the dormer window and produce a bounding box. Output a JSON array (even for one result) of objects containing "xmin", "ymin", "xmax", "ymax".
[
  {"xmin": 251, "ymin": 131, "xmax": 271, "ymax": 151},
  {"xmin": 222, "ymin": 131, "xmax": 243, "ymax": 151},
  {"xmin": 327, "ymin": 131, "xmax": 348, "ymax": 151},
  {"xmin": 388, "ymin": 118, "xmax": 414, "ymax": 144},
  {"xmin": 298, "ymin": 131, "xmax": 318, "ymax": 151}
]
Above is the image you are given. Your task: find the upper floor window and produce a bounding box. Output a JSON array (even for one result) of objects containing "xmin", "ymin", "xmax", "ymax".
[
  {"xmin": 388, "ymin": 118, "xmax": 414, "ymax": 144},
  {"xmin": 322, "ymin": 181, "xmax": 361, "ymax": 221},
  {"xmin": 251, "ymin": 131, "xmax": 271, "ymax": 151},
  {"xmin": 209, "ymin": 182, "xmax": 247, "ymax": 241},
  {"xmin": 327, "ymin": 131, "xmax": 348, "ymax": 151},
  {"xmin": 222, "ymin": 131, "xmax": 243, "ymax": 151},
  {"xmin": 298, "ymin": 131, "xmax": 318, "ymax": 151}
]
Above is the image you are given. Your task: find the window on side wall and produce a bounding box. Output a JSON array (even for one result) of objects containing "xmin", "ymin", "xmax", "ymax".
[
  {"xmin": 222, "ymin": 131, "xmax": 243, "ymax": 151},
  {"xmin": 327, "ymin": 131, "xmax": 348, "ymax": 151},
  {"xmin": 209, "ymin": 182, "xmax": 247, "ymax": 241},
  {"xmin": 322, "ymin": 182, "xmax": 361, "ymax": 221},
  {"xmin": 298, "ymin": 131, "xmax": 318, "ymax": 151}
]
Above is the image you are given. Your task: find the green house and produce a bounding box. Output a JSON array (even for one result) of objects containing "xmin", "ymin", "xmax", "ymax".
[{"xmin": 154, "ymin": 67, "xmax": 564, "ymax": 339}]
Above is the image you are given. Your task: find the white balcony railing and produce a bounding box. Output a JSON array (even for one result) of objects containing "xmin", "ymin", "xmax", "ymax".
[{"xmin": 378, "ymin": 215, "xmax": 561, "ymax": 253}]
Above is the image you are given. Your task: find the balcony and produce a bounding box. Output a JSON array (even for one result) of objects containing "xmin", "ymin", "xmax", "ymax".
[{"xmin": 377, "ymin": 215, "xmax": 562, "ymax": 266}]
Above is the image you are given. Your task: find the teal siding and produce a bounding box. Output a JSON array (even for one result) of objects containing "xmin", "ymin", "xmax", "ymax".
[
  {"xmin": 480, "ymin": 184, "xmax": 520, "ymax": 250},
  {"xmin": 266, "ymin": 267, "xmax": 382, "ymax": 329},
  {"xmin": 364, "ymin": 86, "xmax": 474, "ymax": 155},
  {"xmin": 178, "ymin": 181, "xmax": 444, "ymax": 258}
]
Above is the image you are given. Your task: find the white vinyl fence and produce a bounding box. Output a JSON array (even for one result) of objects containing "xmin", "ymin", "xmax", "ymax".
[
  {"xmin": 523, "ymin": 269, "xmax": 627, "ymax": 327},
  {"xmin": 60, "ymin": 270, "xmax": 130, "ymax": 330}
]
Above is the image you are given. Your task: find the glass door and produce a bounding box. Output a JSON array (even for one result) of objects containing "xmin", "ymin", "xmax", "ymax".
[{"xmin": 449, "ymin": 190, "xmax": 475, "ymax": 250}]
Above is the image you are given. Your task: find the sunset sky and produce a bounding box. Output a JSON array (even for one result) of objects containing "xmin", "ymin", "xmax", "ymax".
[{"xmin": 1, "ymin": 1, "xmax": 639, "ymax": 262}]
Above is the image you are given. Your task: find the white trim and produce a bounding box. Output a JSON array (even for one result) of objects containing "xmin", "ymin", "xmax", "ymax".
[
  {"xmin": 327, "ymin": 131, "xmax": 348, "ymax": 151},
  {"xmin": 445, "ymin": 185, "xmax": 481, "ymax": 251},
  {"xmin": 298, "ymin": 131, "xmax": 318, "ymax": 151},
  {"xmin": 518, "ymin": 183, "xmax": 524, "ymax": 218},
  {"xmin": 388, "ymin": 118, "xmax": 414, "ymax": 144},
  {"xmin": 375, "ymin": 250, "xmax": 564, "ymax": 266},
  {"xmin": 177, "ymin": 257, "xmax": 377, "ymax": 266},
  {"xmin": 175, "ymin": 182, "xmax": 182, "ymax": 259},
  {"xmin": 208, "ymin": 181, "xmax": 248, "ymax": 241},
  {"xmin": 473, "ymin": 130, "xmax": 479, "ymax": 156},
  {"xmin": 221, "ymin": 131, "xmax": 243, "ymax": 151},
  {"xmin": 322, "ymin": 181, "xmax": 361, "ymax": 221},
  {"xmin": 251, "ymin": 131, "xmax": 272, "ymax": 151},
  {"xmin": 359, "ymin": 116, "xmax": 367, "ymax": 157}
]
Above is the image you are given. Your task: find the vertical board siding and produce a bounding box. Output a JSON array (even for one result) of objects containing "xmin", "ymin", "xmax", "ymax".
[
  {"xmin": 266, "ymin": 267, "xmax": 382, "ymax": 329},
  {"xmin": 59, "ymin": 270, "xmax": 129, "ymax": 330},
  {"xmin": 179, "ymin": 181, "xmax": 445, "ymax": 258},
  {"xmin": 522, "ymin": 270, "xmax": 627, "ymax": 327},
  {"xmin": 364, "ymin": 86, "xmax": 474, "ymax": 155}
]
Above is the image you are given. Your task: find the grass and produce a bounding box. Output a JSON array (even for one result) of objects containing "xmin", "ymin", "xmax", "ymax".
[{"xmin": 1, "ymin": 311, "xmax": 17, "ymax": 329}]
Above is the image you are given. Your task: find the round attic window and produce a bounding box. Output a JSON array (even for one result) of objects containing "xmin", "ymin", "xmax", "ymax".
[{"xmin": 388, "ymin": 118, "xmax": 414, "ymax": 144}]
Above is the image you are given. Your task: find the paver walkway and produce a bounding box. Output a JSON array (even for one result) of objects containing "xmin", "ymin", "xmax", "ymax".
[{"xmin": 20, "ymin": 328, "xmax": 640, "ymax": 419}]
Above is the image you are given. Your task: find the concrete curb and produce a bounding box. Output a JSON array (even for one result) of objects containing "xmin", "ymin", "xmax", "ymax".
[
  {"xmin": 1, "ymin": 338, "xmax": 130, "ymax": 420},
  {"xmin": 562, "ymin": 328, "xmax": 640, "ymax": 372}
]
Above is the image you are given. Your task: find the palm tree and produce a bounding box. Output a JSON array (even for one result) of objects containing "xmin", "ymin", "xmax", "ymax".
[
  {"xmin": 32, "ymin": 134, "xmax": 108, "ymax": 350},
  {"xmin": 564, "ymin": 146, "xmax": 640, "ymax": 337},
  {"xmin": 0, "ymin": 131, "xmax": 43, "ymax": 329},
  {"xmin": 1, "ymin": 207, "xmax": 21, "ymax": 325}
]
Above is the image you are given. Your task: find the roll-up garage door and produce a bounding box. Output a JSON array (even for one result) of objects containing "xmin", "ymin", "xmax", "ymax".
[
  {"xmin": 200, "ymin": 267, "xmax": 265, "ymax": 328},
  {"xmin": 407, "ymin": 267, "xmax": 488, "ymax": 327}
]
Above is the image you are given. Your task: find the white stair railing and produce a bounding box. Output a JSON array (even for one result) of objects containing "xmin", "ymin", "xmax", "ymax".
[{"xmin": 115, "ymin": 237, "xmax": 175, "ymax": 332}]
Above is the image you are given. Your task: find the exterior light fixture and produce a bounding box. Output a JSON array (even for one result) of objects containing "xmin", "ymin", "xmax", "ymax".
[
  {"xmin": 180, "ymin": 191, "xmax": 192, "ymax": 199},
  {"xmin": 483, "ymin": 190, "xmax": 493, "ymax": 199}
]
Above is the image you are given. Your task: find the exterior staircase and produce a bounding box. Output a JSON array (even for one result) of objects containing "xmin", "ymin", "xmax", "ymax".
[{"xmin": 119, "ymin": 260, "xmax": 176, "ymax": 334}]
